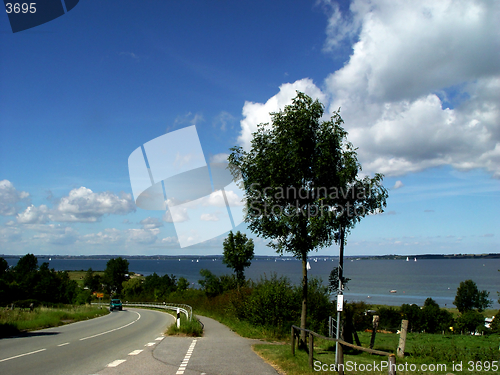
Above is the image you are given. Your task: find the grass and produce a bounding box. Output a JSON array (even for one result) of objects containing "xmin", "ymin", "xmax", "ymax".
[
  {"xmin": 253, "ymin": 330, "xmax": 500, "ymax": 375},
  {"xmin": 0, "ymin": 304, "xmax": 109, "ymax": 337},
  {"xmin": 67, "ymin": 270, "xmax": 104, "ymax": 286},
  {"xmin": 166, "ymin": 314, "xmax": 204, "ymax": 337}
]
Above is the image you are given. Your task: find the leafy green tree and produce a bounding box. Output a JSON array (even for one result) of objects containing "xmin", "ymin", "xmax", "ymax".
[
  {"xmin": 83, "ymin": 268, "xmax": 102, "ymax": 292},
  {"xmin": 453, "ymin": 279, "xmax": 492, "ymax": 313},
  {"xmin": 222, "ymin": 231, "xmax": 255, "ymax": 285},
  {"xmin": 328, "ymin": 266, "xmax": 350, "ymax": 294},
  {"xmin": 0, "ymin": 257, "xmax": 9, "ymax": 279},
  {"xmin": 454, "ymin": 310, "xmax": 485, "ymax": 334},
  {"xmin": 198, "ymin": 269, "xmax": 223, "ymax": 297},
  {"xmin": 104, "ymin": 257, "xmax": 129, "ymax": 295},
  {"xmin": 177, "ymin": 277, "xmax": 190, "ymax": 291},
  {"xmin": 14, "ymin": 253, "xmax": 38, "ymax": 278},
  {"xmin": 401, "ymin": 303, "xmax": 422, "ymax": 332},
  {"xmin": 228, "ymin": 92, "xmax": 388, "ymax": 338},
  {"xmin": 122, "ymin": 278, "xmax": 143, "ymax": 300}
]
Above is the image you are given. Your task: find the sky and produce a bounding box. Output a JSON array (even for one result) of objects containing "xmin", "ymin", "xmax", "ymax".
[{"xmin": 0, "ymin": 0, "xmax": 499, "ymax": 256}]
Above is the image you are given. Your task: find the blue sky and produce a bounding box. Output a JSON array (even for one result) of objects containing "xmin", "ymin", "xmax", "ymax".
[{"xmin": 0, "ymin": 0, "xmax": 499, "ymax": 256}]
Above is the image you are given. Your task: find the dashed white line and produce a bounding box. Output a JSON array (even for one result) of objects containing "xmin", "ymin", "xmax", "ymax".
[
  {"xmin": 128, "ymin": 349, "xmax": 143, "ymax": 356},
  {"xmin": 107, "ymin": 359, "xmax": 126, "ymax": 367},
  {"xmin": 80, "ymin": 311, "xmax": 141, "ymax": 341},
  {"xmin": 0, "ymin": 348, "xmax": 46, "ymax": 363},
  {"xmin": 176, "ymin": 339, "xmax": 197, "ymax": 375},
  {"xmin": 57, "ymin": 342, "xmax": 70, "ymax": 347},
  {"xmin": 155, "ymin": 336, "xmax": 164, "ymax": 341},
  {"xmin": 145, "ymin": 342, "xmax": 156, "ymax": 347}
]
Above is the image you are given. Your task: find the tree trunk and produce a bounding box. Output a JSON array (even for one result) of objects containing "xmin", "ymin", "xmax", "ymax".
[{"xmin": 300, "ymin": 253, "xmax": 308, "ymax": 344}]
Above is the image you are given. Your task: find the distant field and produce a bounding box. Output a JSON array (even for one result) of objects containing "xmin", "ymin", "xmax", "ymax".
[{"xmin": 66, "ymin": 270, "xmax": 105, "ymax": 286}]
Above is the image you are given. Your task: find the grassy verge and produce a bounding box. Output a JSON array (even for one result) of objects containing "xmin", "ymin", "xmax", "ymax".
[
  {"xmin": 166, "ymin": 314, "xmax": 204, "ymax": 337},
  {"xmin": 254, "ymin": 330, "xmax": 500, "ymax": 375},
  {"xmin": 0, "ymin": 305, "xmax": 109, "ymax": 337}
]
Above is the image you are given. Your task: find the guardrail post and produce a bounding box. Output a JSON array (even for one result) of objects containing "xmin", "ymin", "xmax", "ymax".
[
  {"xmin": 308, "ymin": 332, "xmax": 314, "ymax": 369},
  {"xmin": 176, "ymin": 308, "xmax": 181, "ymax": 328},
  {"xmin": 291, "ymin": 326, "xmax": 295, "ymax": 356},
  {"xmin": 388, "ymin": 354, "xmax": 396, "ymax": 375}
]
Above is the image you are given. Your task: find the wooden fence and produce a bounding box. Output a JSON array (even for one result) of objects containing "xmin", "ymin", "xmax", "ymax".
[{"xmin": 291, "ymin": 325, "xmax": 396, "ymax": 375}]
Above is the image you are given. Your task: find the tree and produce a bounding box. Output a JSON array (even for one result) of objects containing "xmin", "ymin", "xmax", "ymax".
[
  {"xmin": 454, "ymin": 310, "xmax": 485, "ymax": 334},
  {"xmin": 328, "ymin": 266, "xmax": 350, "ymax": 294},
  {"xmin": 222, "ymin": 231, "xmax": 255, "ymax": 285},
  {"xmin": 104, "ymin": 257, "xmax": 129, "ymax": 295},
  {"xmin": 177, "ymin": 277, "xmax": 190, "ymax": 291},
  {"xmin": 0, "ymin": 257, "xmax": 9, "ymax": 278},
  {"xmin": 228, "ymin": 92, "xmax": 388, "ymax": 339},
  {"xmin": 83, "ymin": 268, "xmax": 102, "ymax": 292},
  {"xmin": 14, "ymin": 253, "xmax": 38, "ymax": 278},
  {"xmin": 453, "ymin": 279, "xmax": 492, "ymax": 313}
]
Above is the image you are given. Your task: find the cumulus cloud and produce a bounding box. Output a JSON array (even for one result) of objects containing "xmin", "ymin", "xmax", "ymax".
[
  {"xmin": 200, "ymin": 213, "xmax": 219, "ymax": 222},
  {"xmin": 17, "ymin": 205, "xmax": 49, "ymax": 224},
  {"xmin": 163, "ymin": 208, "xmax": 189, "ymax": 223},
  {"xmin": 32, "ymin": 225, "xmax": 78, "ymax": 245},
  {"xmin": 237, "ymin": 78, "xmax": 327, "ymax": 151},
  {"xmin": 238, "ymin": 1, "xmax": 500, "ymax": 178},
  {"xmin": 0, "ymin": 180, "xmax": 29, "ymax": 216},
  {"xmin": 323, "ymin": 0, "xmax": 500, "ymax": 177},
  {"xmin": 52, "ymin": 187, "xmax": 135, "ymax": 222},
  {"xmin": 209, "ymin": 153, "xmax": 229, "ymax": 163}
]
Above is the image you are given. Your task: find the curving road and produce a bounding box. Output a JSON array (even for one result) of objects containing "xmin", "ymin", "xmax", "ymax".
[{"xmin": 0, "ymin": 308, "xmax": 173, "ymax": 375}]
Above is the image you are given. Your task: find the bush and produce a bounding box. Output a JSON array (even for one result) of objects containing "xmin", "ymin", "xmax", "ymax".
[{"xmin": 454, "ymin": 310, "xmax": 485, "ymax": 334}]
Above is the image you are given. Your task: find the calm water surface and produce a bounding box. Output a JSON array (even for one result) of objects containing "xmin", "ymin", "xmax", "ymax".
[{"xmin": 6, "ymin": 257, "xmax": 500, "ymax": 309}]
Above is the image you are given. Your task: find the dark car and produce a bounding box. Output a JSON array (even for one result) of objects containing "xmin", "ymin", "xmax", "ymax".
[{"xmin": 109, "ymin": 299, "xmax": 122, "ymax": 311}]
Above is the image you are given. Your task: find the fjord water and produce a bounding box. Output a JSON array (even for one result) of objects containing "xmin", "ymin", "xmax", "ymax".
[{"xmin": 6, "ymin": 257, "xmax": 500, "ymax": 309}]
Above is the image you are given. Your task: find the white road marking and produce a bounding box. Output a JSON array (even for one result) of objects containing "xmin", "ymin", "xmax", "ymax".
[
  {"xmin": 128, "ymin": 349, "xmax": 143, "ymax": 355},
  {"xmin": 155, "ymin": 336, "xmax": 164, "ymax": 340},
  {"xmin": 176, "ymin": 339, "xmax": 197, "ymax": 375},
  {"xmin": 145, "ymin": 342, "xmax": 156, "ymax": 346},
  {"xmin": 0, "ymin": 348, "xmax": 46, "ymax": 363},
  {"xmin": 80, "ymin": 311, "xmax": 141, "ymax": 341},
  {"xmin": 57, "ymin": 342, "xmax": 70, "ymax": 347},
  {"xmin": 107, "ymin": 359, "xmax": 126, "ymax": 367}
]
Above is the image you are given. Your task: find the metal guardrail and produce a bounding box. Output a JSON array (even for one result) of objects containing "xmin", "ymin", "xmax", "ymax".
[{"xmin": 92, "ymin": 302, "xmax": 192, "ymax": 320}]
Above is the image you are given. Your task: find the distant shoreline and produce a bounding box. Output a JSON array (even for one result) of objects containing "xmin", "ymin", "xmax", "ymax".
[{"xmin": 2, "ymin": 253, "xmax": 500, "ymax": 260}]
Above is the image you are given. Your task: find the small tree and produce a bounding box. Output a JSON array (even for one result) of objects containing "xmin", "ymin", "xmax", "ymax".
[
  {"xmin": 453, "ymin": 279, "xmax": 492, "ymax": 313},
  {"xmin": 104, "ymin": 257, "xmax": 129, "ymax": 295},
  {"xmin": 222, "ymin": 231, "xmax": 255, "ymax": 285},
  {"xmin": 328, "ymin": 266, "xmax": 350, "ymax": 294},
  {"xmin": 229, "ymin": 92, "xmax": 388, "ymax": 339}
]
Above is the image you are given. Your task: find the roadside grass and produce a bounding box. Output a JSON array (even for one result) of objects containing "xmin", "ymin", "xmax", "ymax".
[
  {"xmin": 254, "ymin": 331, "xmax": 500, "ymax": 375},
  {"xmin": 0, "ymin": 305, "xmax": 109, "ymax": 337},
  {"xmin": 166, "ymin": 314, "xmax": 203, "ymax": 337}
]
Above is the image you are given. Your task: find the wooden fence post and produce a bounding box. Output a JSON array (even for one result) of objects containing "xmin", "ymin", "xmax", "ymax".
[
  {"xmin": 338, "ymin": 343, "xmax": 344, "ymax": 375},
  {"xmin": 397, "ymin": 320, "xmax": 408, "ymax": 358},
  {"xmin": 369, "ymin": 315, "xmax": 379, "ymax": 349},
  {"xmin": 388, "ymin": 354, "xmax": 396, "ymax": 375},
  {"xmin": 291, "ymin": 326, "xmax": 295, "ymax": 356},
  {"xmin": 309, "ymin": 332, "xmax": 314, "ymax": 369}
]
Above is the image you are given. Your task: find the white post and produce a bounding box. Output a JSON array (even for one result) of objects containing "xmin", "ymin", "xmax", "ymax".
[{"xmin": 176, "ymin": 308, "xmax": 180, "ymax": 328}]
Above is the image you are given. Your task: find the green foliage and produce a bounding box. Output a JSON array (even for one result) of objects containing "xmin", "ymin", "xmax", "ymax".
[
  {"xmin": 489, "ymin": 310, "xmax": 500, "ymax": 333},
  {"xmin": 228, "ymin": 92, "xmax": 388, "ymax": 334},
  {"xmin": 14, "ymin": 253, "xmax": 38, "ymax": 277},
  {"xmin": 453, "ymin": 279, "xmax": 492, "ymax": 313},
  {"xmin": 166, "ymin": 314, "xmax": 203, "ymax": 337},
  {"xmin": 222, "ymin": 231, "xmax": 255, "ymax": 284},
  {"xmin": 83, "ymin": 268, "xmax": 102, "ymax": 292},
  {"xmin": 177, "ymin": 277, "xmax": 189, "ymax": 291},
  {"xmin": 0, "ymin": 257, "xmax": 8, "ymax": 277},
  {"xmin": 328, "ymin": 266, "xmax": 350, "ymax": 294},
  {"xmin": 454, "ymin": 310, "xmax": 486, "ymax": 334},
  {"xmin": 198, "ymin": 269, "xmax": 237, "ymax": 297},
  {"xmin": 103, "ymin": 257, "xmax": 129, "ymax": 295}
]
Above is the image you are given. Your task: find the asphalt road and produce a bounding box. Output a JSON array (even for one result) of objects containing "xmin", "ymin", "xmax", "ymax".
[{"xmin": 0, "ymin": 308, "xmax": 173, "ymax": 375}]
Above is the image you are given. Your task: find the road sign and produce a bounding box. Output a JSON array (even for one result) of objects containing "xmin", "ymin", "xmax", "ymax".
[{"xmin": 96, "ymin": 293, "xmax": 104, "ymax": 298}]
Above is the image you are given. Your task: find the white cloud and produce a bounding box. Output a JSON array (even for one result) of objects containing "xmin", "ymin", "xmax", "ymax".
[
  {"xmin": 322, "ymin": 0, "xmax": 500, "ymax": 177},
  {"xmin": 140, "ymin": 217, "xmax": 163, "ymax": 230},
  {"xmin": 17, "ymin": 204, "xmax": 49, "ymax": 224},
  {"xmin": 0, "ymin": 180, "xmax": 29, "ymax": 216},
  {"xmin": 53, "ymin": 187, "xmax": 136, "ymax": 222},
  {"xmin": 173, "ymin": 112, "xmax": 204, "ymax": 127},
  {"xmin": 392, "ymin": 181, "xmax": 404, "ymax": 190},
  {"xmin": 238, "ymin": 78, "xmax": 327, "ymax": 151},
  {"xmin": 126, "ymin": 228, "xmax": 160, "ymax": 245},
  {"xmin": 200, "ymin": 213, "xmax": 219, "ymax": 222},
  {"xmin": 238, "ymin": 1, "xmax": 500, "ymax": 179},
  {"xmin": 82, "ymin": 228, "xmax": 123, "ymax": 245},
  {"xmin": 210, "ymin": 153, "xmax": 229, "ymax": 163},
  {"xmin": 32, "ymin": 225, "xmax": 78, "ymax": 245},
  {"xmin": 213, "ymin": 111, "xmax": 236, "ymax": 131},
  {"xmin": 163, "ymin": 208, "xmax": 189, "ymax": 223}
]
